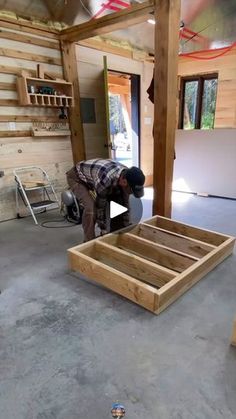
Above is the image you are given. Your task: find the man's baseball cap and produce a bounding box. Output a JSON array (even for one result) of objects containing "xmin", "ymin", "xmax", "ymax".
[{"xmin": 126, "ymin": 167, "xmax": 145, "ymax": 198}]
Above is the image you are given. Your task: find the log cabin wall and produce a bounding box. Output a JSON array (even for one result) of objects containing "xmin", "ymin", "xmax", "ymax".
[
  {"xmin": 141, "ymin": 47, "xmax": 236, "ymax": 190},
  {"xmin": 174, "ymin": 46, "xmax": 236, "ymax": 199},
  {"xmin": 0, "ymin": 18, "xmax": 73, "ymax": 222},
  {"xmin": 178, "ymin": 46, "xmax": 236, "ymax": 128}
]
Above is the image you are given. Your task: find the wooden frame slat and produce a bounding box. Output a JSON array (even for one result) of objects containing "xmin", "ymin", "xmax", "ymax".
[
  {"xmin": 69, "ymin": 248, "xmax": 158, "ymax": 312},
  {"xmin": 68, "ymin": 216, "xmax": 235, "ymax": 314},
  {"xmin": 144, "ymin": 215, "xmax": 228, "ymax": 246},
  {"xmin": 119, "ymin": 233, "xmax": 198, "ymax": 272},
  {"xmin": 133, "ymin": 223, "xmax": 216, "ymax": 258},
  {"xmin": 156, "ymin": 237, "xmax": 235, "ymax": 313},
  {"xmin": 95, "ymin": 241, "xmax": 176, "ymax": 288}
]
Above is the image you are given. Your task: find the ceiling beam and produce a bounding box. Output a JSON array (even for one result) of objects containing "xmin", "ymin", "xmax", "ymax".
[{"xmin": 60, "ymin": 1, "xmax": 155, "ymax": 42}]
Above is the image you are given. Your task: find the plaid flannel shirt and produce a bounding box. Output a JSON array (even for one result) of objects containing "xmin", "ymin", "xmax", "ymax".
[{"xmin": 76, "ymin": 159, "xmax": 129, "ymax": 226}]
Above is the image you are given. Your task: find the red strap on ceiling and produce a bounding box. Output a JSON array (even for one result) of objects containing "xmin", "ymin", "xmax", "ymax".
[
  {"xmin": 92, "ymin": 0, "xmax": 130, "ymax": 20},
  {"xmin": 92, "ymin": 2, "xmax": 209, "ymax": 50}
]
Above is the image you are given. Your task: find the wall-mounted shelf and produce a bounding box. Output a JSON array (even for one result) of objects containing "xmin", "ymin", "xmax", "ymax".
[{"xmin": 17, "ymin": 76, "xmax": 74, "ymax": 108}]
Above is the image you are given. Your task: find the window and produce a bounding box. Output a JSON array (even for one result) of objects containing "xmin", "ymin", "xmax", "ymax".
[{"xmin": 179, "ymin": 74, "xmax": 218, "ymax": 129}]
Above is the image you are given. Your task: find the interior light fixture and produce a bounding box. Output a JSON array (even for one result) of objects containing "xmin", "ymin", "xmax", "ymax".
[{"xmin": 147, "ymin": 18, "xmax": 155, "ymax": 24}]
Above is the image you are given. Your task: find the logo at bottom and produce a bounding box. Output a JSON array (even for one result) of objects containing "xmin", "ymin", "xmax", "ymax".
[{"xmin": 111, "ymin": 403, "xmax": 126, "ymax": 418}]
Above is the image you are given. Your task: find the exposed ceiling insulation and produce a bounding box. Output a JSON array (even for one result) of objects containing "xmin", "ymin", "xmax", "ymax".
[{"xmin": 0, "ymin": 0, "xmax": 236, "ymax": 53}]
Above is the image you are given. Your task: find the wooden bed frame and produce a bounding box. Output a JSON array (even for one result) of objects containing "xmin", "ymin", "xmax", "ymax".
[{"xmin": 68, "ymin": 216, "xmax": 235, "ymax": 314}]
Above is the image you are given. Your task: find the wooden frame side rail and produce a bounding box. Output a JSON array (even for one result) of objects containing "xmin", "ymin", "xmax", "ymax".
[{"xmin": 68, "ymin": 216, "xmax": 235, "ymax": 314}]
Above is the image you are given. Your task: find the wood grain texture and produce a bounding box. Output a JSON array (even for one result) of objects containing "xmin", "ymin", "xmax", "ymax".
[
  {"xmin": 0, "ymin": 20, "xmax": 73, "ymax": 222},
  {"xmin": 0, "ymin": 115, "xmax": 60, "ymax": 122},
  {"xmin": 61, "ymin": 1, "xmax": 155, "ymax": 42},
  {"xmin": 118, "ymin": 232, "xmax": 197, "ymax": 272},
  {"xmin": 0, "ymin": 17, "xmax": 59, "ymax": 39},
  {"xmin": 95, "ymin": 240, "xmax": 176, "ymax": 288},
  {"xmin": 61, "ymin": 41, "xmax": 85, "ymax": 163},
  {"xmin": 153, "ymin": 0, "xmax": 181, "ymax": 217},
  {"xmin": 136, "ymin": 223, "xmax": 216, "ymax": 258},
  {"xmin": 0, "ymin": 130, "xmax": 31, "ymax": 137},
  {"xmin": 68, "ymin": 216, "xmax": 235, "ymax": 314},
  {"xmin": 0, "ymin": 64, "xmax": 61, "ymax": 78},
  {"xmin": 144, "ymin": 215, "xmax": 228, "ymax": 246},
  {"xmin": 231, "ymin": 318, "xmax": 236, "ymax": 347},
  {"xmin": 0, "ymin": 81, "xmax": 15, "ymax": 90},
  {"xmin": 0, "ymin": 99, "xmax": 18, "ymax": 106},
  {"xmin": 156, "ymin": 237, "xmax": 235, "ymax": 313},
  {"xmin": 0, "ymin": 28, "xmax": 60, "ymax": 50},
  {"xmin": 0, "ymin": 47, "xmax": 61, "ymax": 66},
  {"xmin": 69, "ymin": 248, "xmax": 157, "ymax": 312}
]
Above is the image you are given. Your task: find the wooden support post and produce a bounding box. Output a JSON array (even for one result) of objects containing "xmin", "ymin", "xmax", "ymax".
[
  {"xmin": 231, "ymin": 318, "xmax": 236, "ymax": 346},
  {"xmin": 61, "ymin": 41, "xmax": 85, "ymax": 163},
  {"xmin": 153, "ymin": 0, "xmax": 181, "ymax": 217}
]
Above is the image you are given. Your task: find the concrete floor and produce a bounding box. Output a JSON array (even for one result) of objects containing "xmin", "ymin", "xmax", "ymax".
[{"xmin": 0, "ymin": 193, "xmax": 236, "ymax": 419}]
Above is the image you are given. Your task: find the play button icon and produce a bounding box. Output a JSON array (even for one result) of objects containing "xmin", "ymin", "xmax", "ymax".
[{"xmin": 110, "ymin": 201, "xmax": 128, "ymax": 219}]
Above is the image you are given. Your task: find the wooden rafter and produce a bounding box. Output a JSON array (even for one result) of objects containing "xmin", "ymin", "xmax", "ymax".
[{"xmin": 60, "ymin": 0, "xmax": 155, "ymax": 42}]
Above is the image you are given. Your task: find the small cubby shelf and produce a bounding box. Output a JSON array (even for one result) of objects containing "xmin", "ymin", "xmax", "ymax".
[{"xmin": 17, "ymin": 76, "xmax": 74, "ymax": 108}]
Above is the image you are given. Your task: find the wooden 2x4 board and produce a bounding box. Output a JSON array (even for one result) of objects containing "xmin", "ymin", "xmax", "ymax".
[{"xmin": 68, "ymin": 216, "xmax": 235, "ymax": 314}]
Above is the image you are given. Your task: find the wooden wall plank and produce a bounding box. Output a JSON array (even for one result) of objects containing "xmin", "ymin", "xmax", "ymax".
[
  {"xmin": 0, "ymin": 64, "xmax": 61, "ymax": 78},
  {"xmin": 0, "ymin": 28, "xmax": 60, "ymax": 50},
  {"xmin": 0, "ymin": 99, "xmax": 18, "ymax": 106},
  {"xmin": 0, "ymin": 115, "xmax": 60, "ymax": 122},
  {"xmin": 0, "ymin": 82, "xmax": 15, "ymax": 90},
  {"xmin": 0, "ymin": 19, "xmax": 73, "ymax": 222},
  {"xmin": 0, "ymin": 17, "xmax": 59, "ymax": 39},
  {"xmin": 0, "ymin": 130, "xmax": 31, "ymax": 137},
  {"xmin": 0, "ymin": 47, "xmax": 61, "ymax": 66}
]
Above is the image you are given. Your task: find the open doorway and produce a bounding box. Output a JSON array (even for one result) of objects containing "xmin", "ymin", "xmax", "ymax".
[{"xmin": 107, "ymin": 70, "xmax": 140, "ymax": 167}]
